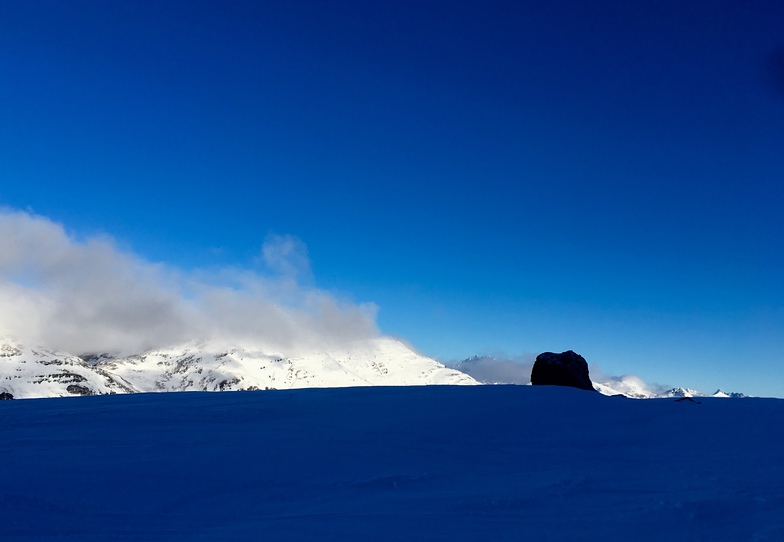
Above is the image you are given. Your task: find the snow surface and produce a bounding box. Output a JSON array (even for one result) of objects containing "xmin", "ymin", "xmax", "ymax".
[{"xmin": 1, "ymin": 385, "xmax": 782, "ymax": 540}]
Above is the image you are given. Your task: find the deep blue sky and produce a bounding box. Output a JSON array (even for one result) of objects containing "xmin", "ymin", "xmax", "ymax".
[{"xmin": 2, "ymin": 1, "xmax": 783, "ymax": 395}]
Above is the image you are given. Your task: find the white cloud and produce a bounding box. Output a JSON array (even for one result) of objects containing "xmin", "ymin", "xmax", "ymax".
[
  {"xmin": 0, "ymin": 209, "xmax": 378, "ymax": 355},
  {"xmin": 589, "ymin": 368, "xmax": 669, "ymax": 397},
  {"xmin": 261, "ymin": 233, "xmax": 312, "ymax": 282}
]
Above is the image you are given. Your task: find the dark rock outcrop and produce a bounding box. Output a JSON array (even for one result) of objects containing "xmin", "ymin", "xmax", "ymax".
[
  {"xmin": 0, "ymin": 392, "xmax": 14, "ymax": 400},
  {"xmin": 531, "ymin": 350, "xmax": 596, "ymax": 391},
  {"xmin": 66, "ymin": 384, "xmax": 94, "ymax": 396}
]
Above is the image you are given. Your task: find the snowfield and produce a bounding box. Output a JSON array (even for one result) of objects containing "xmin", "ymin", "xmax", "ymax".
[{"xmin": 1, "ymin": 385, "xmax": 782, "ymax": 540}]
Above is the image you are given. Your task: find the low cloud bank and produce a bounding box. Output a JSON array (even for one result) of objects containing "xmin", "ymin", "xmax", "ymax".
[
  {"xmin": 451, "ymin": 354, "xmax": 535, "ymax": 385},
  {"xmin": 0, "ymin": 209, "xmax": 378, "ymax": 355}
]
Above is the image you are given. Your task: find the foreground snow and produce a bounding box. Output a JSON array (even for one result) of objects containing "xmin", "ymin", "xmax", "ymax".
[{"xmin": 1, "ymin": 385, "xmax": 782, "ymax": 540}]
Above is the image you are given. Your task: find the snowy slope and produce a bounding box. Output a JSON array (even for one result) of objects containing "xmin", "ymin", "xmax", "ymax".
[
  {"xmin": 595, "ymin": 378, "xmax": 746, "ymax": 399},
  {"xmin": 0, "ymin": 337, "xmax": 135, "ymax": 398},
  {"xmin": 1, "ymin": 337, "xmax": 476, "ymax": 398},
  {"xmin": 99, "ymin": 337, "xmax": 476, "ymax": 392},
  {"xmin": 1, "ymin": 385, "xmax": 782, "ymax": 540}
]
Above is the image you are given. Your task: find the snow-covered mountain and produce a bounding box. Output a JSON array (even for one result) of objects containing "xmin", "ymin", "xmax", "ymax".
[
  {"xmin": 0, "ymin": 337, "xmax": 477, "ymax": 399},
  {"xmin": 98, "ymin": 337, "xmax": 476, "ymax": 393},
  {"xmin": 710, "ymin": 389, "xmax": 746, "ymax": 398},
  {"xmin": 2, "ymin": 335, "xmax": 746, "ymax": 400},
  {"xmin": 595, "ymin": 378, "xmax": 746, "ymax": 399},
  {"xmin": 0, "ymin": 338, "xmax": 135, "ymax": 398}
]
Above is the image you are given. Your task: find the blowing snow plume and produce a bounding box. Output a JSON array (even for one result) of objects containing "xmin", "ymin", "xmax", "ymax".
[{"xmin": 0, "ymin": 209, "xmax": 378, "ymax": 355}]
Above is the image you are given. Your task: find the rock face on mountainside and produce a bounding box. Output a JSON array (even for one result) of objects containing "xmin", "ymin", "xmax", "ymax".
[
  {"xmin": 531, "ymin": 350, "xmax": 596, "ymax": 391},
  {"xmin": 0, "ymin": 337, "xmax": 477, "ymax": 399}
]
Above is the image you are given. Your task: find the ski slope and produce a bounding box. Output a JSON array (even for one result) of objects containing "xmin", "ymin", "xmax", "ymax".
[{"xmin": 1, "ymin": 385, "xmax": 782, "ymax": 540}]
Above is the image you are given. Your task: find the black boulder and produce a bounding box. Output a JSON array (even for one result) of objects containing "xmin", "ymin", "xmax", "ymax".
[{"xmin": 531, "ymin": 350, "xmax": 596, "ymax": 391}]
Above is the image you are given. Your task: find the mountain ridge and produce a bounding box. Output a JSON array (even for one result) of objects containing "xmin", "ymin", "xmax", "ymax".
[
  {"xmin": 1, "ymin": 337, "xmax": 747, "ymax": 400},
  {"xmin": 0, "ymin": 336, "xmax": 477, "ymax": 399},
  {"xmin": 455, "ymin": 354, "xmax": 747, "ymax": 399}
]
